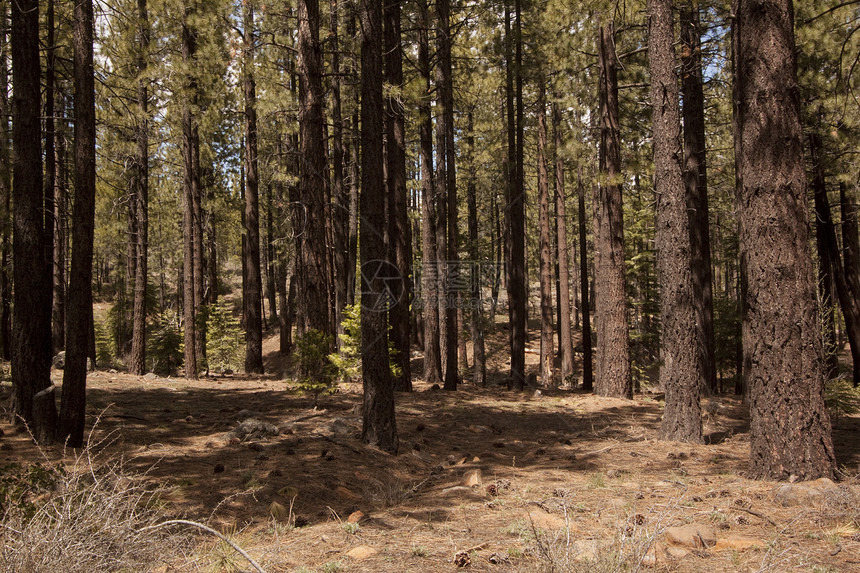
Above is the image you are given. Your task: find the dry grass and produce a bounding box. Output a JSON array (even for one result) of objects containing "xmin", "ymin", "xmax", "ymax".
[{"xmin": 0, "ymin": 434, "xmax": 193, "ymax": 572}]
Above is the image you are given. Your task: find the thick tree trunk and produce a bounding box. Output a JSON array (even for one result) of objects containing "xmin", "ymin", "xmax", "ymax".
[
  {"xmin": 10, "ymin": 0, "xmax": 55, "ymax": 437},
  {"xmin": 578, "ymin": 170, "xmax": 593, "ymax": 391},
  {"xmin": 385, "ymin": 0, "xmax": 412, "ymax": 391},
  {"xmin": 553, "ymin": 104, "xmax": 574, "ymax": 385},
  {"xmin": 649, "ymin": 0, "xmax": 703, "ymax": 443},
  {"xmin": 297, "ymin": 0, "xmax": 332, "ymax": 336},
  {"xmin": 734, "ymin": 0, "xmax": 835, "ymax": 480},
  {"xmin": 537, "ymin": 80, "xmax": 554, "ymax": 388},
  {"xmin": 59, "ymin": 0, "xmax": 96, "ymax": 447},
  {"xmin": 594, "ymin": 21, "xmax": 631, "ymax": 399},
  {"xmin": 680, "ymin": 3, "xmax": 716, "ymax": 395},
  {"xmin": 129, "ymin": 0, "xmax": 149, "ymax": 376},
  {"xmin": 418, "ymin": 0, "xmax": 442, "ymax": 384},
  {"xmin": 243, "ymin": 3, "xmax": 264, "ymax": 374},
  {"xmin": 265, "ymin": 185, "xmax": 277, "ymax": 321},
  {"xmin": 466, "ymin": 111, "xmax": 486, "ymax": 385},
  {"xmin": 360, "ymin": 0, "xmax": 397, "ymax": 453}
]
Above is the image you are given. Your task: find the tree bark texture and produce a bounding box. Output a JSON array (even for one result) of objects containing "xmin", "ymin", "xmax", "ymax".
[
  {"xmin": 578, "ymin": 169, "xmax": 594, "ymax": 391},
  {"xmin": 649, "ymin": 0, "xmax": 703, "ymax": 442},
  {"xmin": 680, "ymin": 3, "xmax": 716, "ymax": 394},
  {"xmin": 436, "ymin": 0, "xmax": 458, "ymax": 391},
  {"xmin": 418, "ymin": 0, "xmax": 442, "ymax": 384},
  {"xmin": 553, "ymin": 104, "xmax": 575, "ymax": 385},
  {"xmin": 733, "ymin": 0, "xmax": 835, "ymax": 480},
  {"xmin": 0, "ymin": 16, "xmax": 14, "ymax": 361},
  {"xmin": 537, "ymin": 81, "xmax": 554, "ymax": 388},
  {"xmin": 130, "ymin": 0, "xmax": 150, "ymax": 375},
  {"xmin": 840, "ymin": 182, "xmax": 860, "ymax": 386},
  {"xmin": 360, "ymin": 0, "xmax": 398, "ymax": 453},
  {"xmin": 466, "ymin": 111, "xmax": 486, "ymax": 386},
  {"xmin": 810, "ymin": 133, "xmax": 860, "ymax": 388},
  {"xmin": 297, "ymin": 0, "xmax": 332, "ymax": 336},
  {"xmin": 181, "ymin": 9, "xmax": 199, "ymax": 379},
  {"xmin": 385, "ymin": 0, "xmax": 412, "ymax": 391},
  {"xmin": 59, "ymin": 0, "xmax": 97, "ymax": 447},
  {"xmin": 10, "ymin": 0, "xmax": 55, "ymax": 435},
  {"xmin": 594, "ymin": 21, "xmax": 632, "ymax": 399},
  {"xmin": 244, "ymin": 3, "xmax": 264, "ymax": 374},
  {"xmin": 505, "ymin": 2, "xmax": 527, "ymax": 390}
]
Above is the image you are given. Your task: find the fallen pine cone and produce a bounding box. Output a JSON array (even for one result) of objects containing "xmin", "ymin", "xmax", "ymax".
[
  {"xmin": 453, "ymin": 551, "xmax": 471, "ymax": 567},
  {"xmin": 486, "ymin": 484, "xmax": 498, "ymax": 496}
]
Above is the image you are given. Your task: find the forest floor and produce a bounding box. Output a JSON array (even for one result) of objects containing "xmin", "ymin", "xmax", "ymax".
[{"xmin": 2, "ymin": 326, "xmax": 860, "ymax": 573}]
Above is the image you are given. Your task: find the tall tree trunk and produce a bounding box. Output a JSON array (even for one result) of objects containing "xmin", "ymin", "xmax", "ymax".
[
  {"xmin": 734, "ymin": 0, "xmax": 835, "ymax": 479},
  {"xmin": 331, "ymin": 0, "xmax": 349, "ymax": 337},
  {"xmin": 59, "ymin": 0, "xmax": 96, "ymax": 446},
  {"xmin": 505, "ymin": 1, "xmax": 527, "ymax": 390},
  {"xmin": 10, "ymin": 0, "xmax": 55, "ymax": 439},
  {"xmin": 436, "ymin": 0, "xmax": 458, "ymax": 391},
  {"xmin": 649, "ymin": 0, "xmax": 703, "ymax": 443},
  {"xmin": 537, "ymin": 79, "xmax": 554, "ymax": 388},
  {"xmin": 594, "ymin": 21, "xmax": 631, "ymax": 399},
  {"xmin": 129, "ymin": 0, "xmax": 150, "ymax": 375},
  {"xmin": 385, "ymin": 0, "xmax": 412, "ymax": 391},
  {"xmin": 809, "ymin": 131, "xmax": 840, "ymax": 378},
  {"xmin": 553, "ymin": 104, "xmax": 574, "ymax": 385},
  {"xmin": 181, "ymin": 8, "xmax": 199, "ymax": 379},
  {"xmin": 265, "ymin": 184, "xmax": 277, "ymax": 321},
  {"xmin": 418, "ymin": 0, "xmax": 442, "ymax": 384},
  {"xmin": 0, "ymin": 14, "xmax": 13, "ymax": 361},
  {"xmin": 578, "ymin": 169, "xmax": 593, "ymax": 391},
  {"xmin": 346, "ymin": 8, "xmax": 359, "ymax": 310},
  {"xmin": 45, "ymin": 0, "xmax": 56, "ymax": 357},
  {"xmin": 243, "ymin": 2, "xmax": 264, "ymax": 374},
  {"xmin": 840, "ymin": 182, "xmax": 860, "ymax": 386},
  {"xmin": 681, "ymin": 3, "xmax": 716, "ymax": 394},
  {"xmin": 360, "ymin": 0, "xmax": 398, "ymax": 453},
  {"xmin": 810, "ymin": 132, "xmax": 860, "ymax": 387},
  {"xmin": 466, "ymin": 111, "xmax": 486, "ymax": 385},
  {"xmin": 297, "ymin": 0, "xmax": 331, "ymax": 336}
]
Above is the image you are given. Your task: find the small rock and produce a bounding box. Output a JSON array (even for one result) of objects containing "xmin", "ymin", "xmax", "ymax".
[
  {"xmin": 346, "ymin": 545, "xmax": 378, "ymax": 561},
  {"xmin": 664, "ymin": 523, "xmax": 717, "ymax": 549},
  {"xmin": 347, "ymin": 510, "xmax": 365, "ymax": 523},
  {"xmin": 185, "ymin": 415, "xmax": 194, "ymax": 422},
  {"xmin": 606, "ymin": 469, "xmax": 621, "ymax": 479},
  {"xmin": 143, "ymin": 372, "xmax": 157, "ymax": 380},
  {"xmin": 464, "ymin": 469, "xmax": 482, "ymax": 487},
  {"xmin": 774, "ymin": 478, "xmax": 838, "ymax": 507}
]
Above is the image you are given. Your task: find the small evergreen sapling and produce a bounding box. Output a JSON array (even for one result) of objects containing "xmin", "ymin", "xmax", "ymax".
[{"xmin": 294, "ymin": 329, "xmax": 338, "ymax": 406}]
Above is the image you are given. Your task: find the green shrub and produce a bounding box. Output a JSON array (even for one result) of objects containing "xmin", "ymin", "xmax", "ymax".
[
  {"xmin": 294, "ymin": 329, "xmax": 338, "ymax": 405},
  {"xmin": 148, "ymin": 313, "xmax": 183, "ymax": 375},
  {"xmin": 205, "ymin": 300, "xmax": 243, "ymax": 373},
  {"xmin": 329, "ymin": 303, "xmax": 402, "ymax": 383}
]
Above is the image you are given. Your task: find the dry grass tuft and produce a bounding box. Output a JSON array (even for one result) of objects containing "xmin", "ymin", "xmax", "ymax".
[{"xmin": 0, "ymin": 431, "xmax": 194, "ymax": 572}]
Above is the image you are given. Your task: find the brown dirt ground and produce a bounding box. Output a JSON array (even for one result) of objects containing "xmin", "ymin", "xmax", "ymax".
[{"xmin": 1, "ymin": 327, "xmax": 860, "ymax": 573}]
